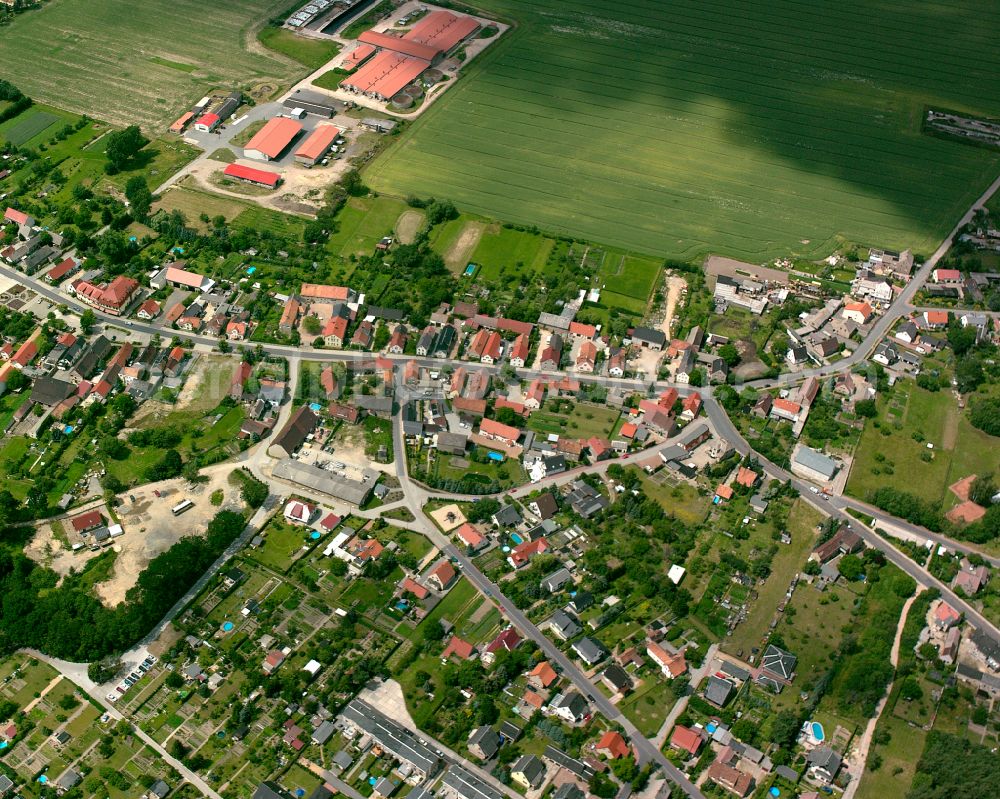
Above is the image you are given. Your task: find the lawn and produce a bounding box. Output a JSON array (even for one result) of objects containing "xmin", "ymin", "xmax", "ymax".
[
  {"xmin": 0, "ymin": 0, "xmax": 299, "ymax": 129},
  {"xmin": 525, "ymin": 401, "xmax": 620, "ymax": 439},
  {"xmin": 769, "ymin": 580, "xmax": 860, "ymax": 713},
  {"xmin": 723, "ymin": 500, "xmax": 822, "ymax": 657},
  {"xmin": 153, "ymin": 185, "xmax": 254, "ymax": 230},
  {"xmin": 408, "ymin": 577, "xmax": 479, "ymax": 640},
  {"xmin": 846, "ymin": 381, "xmax": 1000, "ymax": 507},
  {"xmin": 620, "ymin": 678, "xmax": 677, "ymax": 737},
  {"xmin": 325, "ymin": 196, "xmax": 410, "ymax": 258},
  {"xmin": 468, "ymin": 225, "xmax": 555, "ymax": 282},
  {"xmin": 259, "ymin": 26, "xmax": 341, "ymax": 70},
  {"xmin": 248, "ymin": 517, "xmax": 313, "ymax": 572},
  {"xmin": 855, "ymin": 711, "xmax": 927, "ymax": 799},
  {"xmin": 365, "ymin": 0, "xmax": 1000, "ymax": 261}
]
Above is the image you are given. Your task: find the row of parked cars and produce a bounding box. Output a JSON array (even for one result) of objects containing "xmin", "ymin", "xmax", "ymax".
[{"xmin": 106, "ymin": 654, "xmax": 157, "ymax": 702}]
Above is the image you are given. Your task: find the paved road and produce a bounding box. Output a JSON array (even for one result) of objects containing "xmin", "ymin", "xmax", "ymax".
[
  {"xmin": 706, "ymin": 403, "xmax": 1000, "ymax": 642},
  {"xmin": 388, "ymin": 412, "xmax": 707, "ymax": 799},
  {"xmin": 834, "ymin": 495, "xmax": 1000, "ymax": 568},
  {"xmin": 746, "ymin": 170, "xmax": 1000, "ymax": 391}
]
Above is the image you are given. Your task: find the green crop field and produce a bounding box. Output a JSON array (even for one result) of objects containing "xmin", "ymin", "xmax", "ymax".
[
  {"xmin": 0, "ymin": 109, "xmax": 60, "ymax": 145},
  {"xmin": 0, "ymin": 0, "xmax": 300, "ymax": 129},
  {"xmin": 366, "ymin": 0, "xmax": 1000, "ymax": 261}
]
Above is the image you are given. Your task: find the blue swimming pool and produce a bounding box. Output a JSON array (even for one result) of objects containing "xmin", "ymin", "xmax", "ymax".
[
  {"xmin": 309, "ymin": 402, "xmax": 322, "ymax": 412},
  {"xmin": 247, "ymin": 266, "xmax": 256, "ymax": 275},
  {"xmin": 488, "ymin": 451, "xmax": 503, "ymax": 462},
  {"xmin": 510, "ymin": 533, "xmax": 524, "ymax": 545},
  {"xmin": 812, "ymin": 721, "xmax": 825, "ymax": 742},
  {"xmin": 222, "ymin": 621, "xmax": 234, "ymax": 632},
  {"xmin": 310, "ymin": 531, "xmax": 321, "ymax": 540},
  {"xmin": 463, "ymin": 263, "xmax": 476, "ymax": 276}
]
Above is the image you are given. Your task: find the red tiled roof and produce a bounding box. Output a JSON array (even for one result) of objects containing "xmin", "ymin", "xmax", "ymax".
[
  {"xmin": 223, "ymin": 163, "xmax": 280, "ymax": 188},
  {"xmin": 597, "ymin": 731, "xmax": 630, "ymax": 760},
  {"xmin": 295, "ymin": 125, "xmax": 340, "ymax": 161},
  {"xmin": 670, "ymin": 725, "xmax": 702, "ymax": 755},
  {"xmin": 456, "ymin": 523, "xmax": 485, "ymax": 548},
  {"xmin": 715, "ymin": 484, "xmax": 734, "ymax": 500},
  {"xmin": 244, "ymin": 117, "xmax": 302, "ymax": 159},
  {"xmin": 47, "ymin": 257, "xmax": 78, "ymax": 281},
  {"xmin": 487, "ymin": 627, "xmax": 522, "ymax": 654},
  {"xmin": 71, "ymin": 509, "xmax": 104, "ymax": 532},
  {"xmin": 4, "ymin": 207, "xmax": 30, "ymax": 225},
  {"xmin": 528, "ymin": 661, "xmax": 558, "ymax": 688},
  {"xmin": 196, "ymin": 113, "xmax": 220, "ymax": 128},
  {"xmin": 401, "ymin": 577, "xmax": 429, "ymax": 600},
  {"xmin": 480, "ymin": 418, "xmax": 521, "ymax": 442},
  {"xmin": 442, "ymin": 635, "xmax": 475, "ymax": 660},
  {"xmin": 735, "ymin": 466, "xmax": 759, "ymax": 487}
]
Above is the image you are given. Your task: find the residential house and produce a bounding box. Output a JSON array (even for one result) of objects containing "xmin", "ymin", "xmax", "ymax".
[
  {"xmin": 842, "ymin": 301, "xmax": 874, "ymax": 325},
  {"xmin": 576, "ymin": 340, "xmax": 597, "ymax": 372},
  {"xmin": 572, "ymin": 637, "xmax": 608, "ymax": 667},
  {"xmin": 895, "ymin": 321, "xmax": 919, "ymax": 344},
  {"xmin": 427, "ymin": 560, "xmax": 457, "ymax": 591},
  {"xmin": 540, "ymin": 334, "xmax": 563, "ymax": 370},
  {"xmin": 508, "ymin": 333, "xmax": 530, "ymax": 367},
  {"xmin": 646, "ymin": 641, "xmax": 686, "ymax": 679},
  {"xmin": 805, "ymin": 747, "xmax": 842, "ymax": 784},
  {"xmin": 548, "ymin": 691, "xmax": 589, "ymax": 724},
  {"xmin": 387, "ymin": 326, "xmax": 407, "ymax": 354},
  {"xmin": 757, "ymin": 644, "xmax": 796, "ymax": 688},
  {"xmin": 511, "ymin": 755, "xmax": 546, "ymax": 790},
  {"xmin": 669, "ymin": 726, "xmax": 703, "ymax": 757},
  {"xmin": 468, "ymin": 726, "xmax": 500, "ymax": 760},
  {"xmin": 595, "ymin": 731, "xmax": 630, "ymax": 760},
  {"xmin": 547, "ymin": 609, "xmax": 582, "ymax": 641},
  {"xmin": 705, "ymin": 763, "xmax": 754, "ymax": 798},
  {"xmin": 952, "ymin": 559, "xmax": 990, "ymax": 595}
]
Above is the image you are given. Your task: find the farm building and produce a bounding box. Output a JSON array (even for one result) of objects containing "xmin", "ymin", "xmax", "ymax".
[
  {"xmin": 342, "ymin": 10, "xmax": 480, "ymax": 102},
  {"xmin": 282, "ymin": 89, "xmax": 336, "ymax": 118},
  {"xmin": 295, "ymin": 125, "xmax": 341, "ymax": 166},
  {"xmin": 223, "ymin": 163, "xmax": 281, "ymax": 189},
  {"xmin": 243, "ymin": 117, "xmax": 303, "ymax": 161},
  {"xmin": 194, "ymin": 113, "xmax": 221, "ymax": 133},
  {"xmin": 163, "ymin": 264, "xmax": 214, "ymax": 293},
  {"xmin": 169, "ymin": 111, "xmax": 193, "ymax": 133}
]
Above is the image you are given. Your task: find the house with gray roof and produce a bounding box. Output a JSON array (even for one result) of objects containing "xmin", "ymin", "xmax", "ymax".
[
  {"xmin": 467, "ymin": 725, "xmax": 500, "ymax": 760},
  {"xmin": 546, "ymin": 609, "xmax": 582, "ymax": 640},
  {"xmin": 571, "ymin": 636, "xmax": 608, "ymax": 667}
]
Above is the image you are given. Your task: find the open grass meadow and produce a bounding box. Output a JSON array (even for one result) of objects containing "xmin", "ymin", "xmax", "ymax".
[
  {"xmin": 846, "ymin": 381, "xmax": 1000, "ymax": 508},
  {"xmin": 0, "ymin": 0, "xmax": 299, "ymax": 129},
  {"xmin": 365, "ymin": 0, "xmax": 1000, "ymax": 261}
]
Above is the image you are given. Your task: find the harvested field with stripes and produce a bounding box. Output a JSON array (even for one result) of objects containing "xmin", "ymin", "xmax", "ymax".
[{"xmin": 0, "ymin": 0, "xmax": 299, "ymax": 129}]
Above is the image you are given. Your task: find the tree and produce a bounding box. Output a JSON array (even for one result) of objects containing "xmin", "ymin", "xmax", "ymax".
[
  {"xmin": 104, "ymin": 125, "xmax": 146, "ymax": 173},
  {"xmin": 899, "ymin": 676, "xmax": 923, "ymax": 701},
  {"xmin": 718, "ymin": 343, "xmax": 741, "ymax": 367},
  {"xmin": 124, "ymin": 176, "xmax": 153, "ymax": 218},
  {"xmin": 303, "ymin": 316, "xmax": 322, "ymax": 336},
  {"xmin": 970, "ymin": 474, "xmax": 996, "ymax": 507},
  {"xmin": 838, "ymin": 554, "xmax": 864, "ymax": 581},
  {"xmin": 80, "ymin": 308, "xmax": 96, "ymax": 333},
  {"xmin": 165, "ymin": 672, "xmax": 184, "ymax": 689},
  {"xmin": 855, "ymin": 399, "xmax": 877, "ymax": 418},
  {"xmin": 970, "ymin": 398, "xmax": 1000, "ymax": 437}
]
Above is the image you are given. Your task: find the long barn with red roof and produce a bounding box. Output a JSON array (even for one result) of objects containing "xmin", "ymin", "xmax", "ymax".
[{"xmin": 342, "ymin": 10, "xmax": 481, "ymax": 102}]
